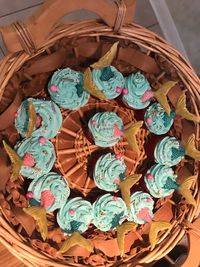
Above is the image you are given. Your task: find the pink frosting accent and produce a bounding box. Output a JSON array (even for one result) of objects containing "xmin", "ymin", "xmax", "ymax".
[
  {"xmin": 137, "ymin": 207, "xmax": 152, "ymax": 223},
  {"xmin": 147, "ymin": 198, "xmax": 152, "ymax": 202},
  {"xmin": 113, "ymin": 196, "xmax": 118, "ymax": 201},
  {"xmin": 39, "ymin": 137, "xmax": 46, "ymax": 145},
  {"xmin": 147, "ymin": 174, "xmax": 153, "ymax": 180},
  {"xmin": 141, "ymin": 89, "xmax": 154, "ymax": 102},
  {"xmin": 26, "ymin": 192, "xmax": 34, "ymax": 199},
  {"xmin": 146, "ymin": 117, "xmax": 152, "ymax": 124},
  {"xmin": 22, "ymin": 153, "xmax": 35, "ymax": 167},
  {"xmin": 50, "ymin": 84, "xmax": 58, "ymax": 92},
  {"xmin": 36, "ymin": 114, "xmax": 42, "ymax": 128},
  {"xmin": 40, "ymin": 190, "xmax": 55, "ymax": 209},
  {"xmin": 123, "ymin": 88, "xmax": 129, "ymax": 95},
  {"xmin": 14, "ymin": 112, "xmax": 18, "ymax": 118},
  {"xmin": 115, "ymin": 154, "xmax": 122, "ymax": 160},
  {"xmin": 112, "ymin": 124, "xmax": 125, "ymax": 137},
  {"xmin": 116, "ymin": 87, "xmax": 122, "ymax": 94},
  {"xmin": 113, "ymin": 178, "xmax": 120, "ymax": 185},
  {"xmin": 92, "ymin": 120, "xmax": 97, "ymax": 126},
  {"xmin": 69, "ymin": 209, "xmax": 75, "ymax": 215}
]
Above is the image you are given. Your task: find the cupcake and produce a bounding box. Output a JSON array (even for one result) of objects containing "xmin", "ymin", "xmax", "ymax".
[
  {"xmin": 15, "ymin": 98, "xmax": 62, "ymax": 139},
  {"xmin": 57, "ymin": 197, "xmax": 93, "ymax": 234},
  {"xmin": 93, "ymin": 153, "xmax": 127, "ymax": 192},
  {"xmin": 27, "ymin": 172, "xmax": 70, "ymax": 212},
  {"xmin": 128, "ymin": 191, "xmax": 154, "ymax": 224},
  {"xmin": 92, "ymin": 194, "xmax": 127, "ymax": 231},
  {"xmin": 88, "ymin": 112, "xmax": 124, "ymax": 147},
  {"xmin": 92, "ymin": 66, "xmax": 125, "ymax": 99},
  {"xmin": 144, "ymin": 164, "xmax": 177, "ymax": 198},
  {"xmin": 123, "ymin": 72, "xmax": 151, "ymax": 109},
  {"xmin": 48, "ymin": 68, "xmax": 90, "ymax": 110},
  {"xmin": 144, "ymin": 103, "xmax": 175, "ymax": 135},
  {"xmin": 15, "ymin": 136, "xmax": 56, "ymax": 179},
  {"xmin": 154, "ymin": 136, "xmax": 185, "ymax": 166}
]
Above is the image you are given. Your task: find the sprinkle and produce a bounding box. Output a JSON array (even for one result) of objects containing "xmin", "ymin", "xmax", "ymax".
[
  {"xmin": 26, "ymin": 192, "xmax": 34, "ymax": 199},
  {"xmin": 39, "ymin": 137, "xmax": 46, "ymax": 145},
  {"xmin": 92, "ymin": 120, "xmax": 97, "ymax": 126},
  {"xmin": 116, "ymin": 87, "xmax": 122, "ymax": 94},
  {"xmin": 123, "ymin": 88, "xmax": 129, "ymax": 95},
  {"xmin": 69, "ymin": 209, "xmax": 75, "ymax": 215},
  {"xmin": 116, "ymin": 154, "xmax": 122, "ymax": 160},
  {"xmin": 146, "ymin": 117, "xmax": 152, "ymax": 124},
  {"xmin": 14, "ymin": 112, "xmax": 18, "ymax": 118},
  {"xmin": 50, "ymin": 84, "xmax": 58, "ymax": 92},
  {"xmin": 147, "ymin": 174, "xmax": 153, "ymax": 180},
  {"xmin": 113, "ymin": 178, "xmax": 120, "ymax": 185}
]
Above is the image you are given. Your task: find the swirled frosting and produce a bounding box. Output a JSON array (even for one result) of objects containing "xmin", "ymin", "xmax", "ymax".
[
  {"xmin": 92, "ymin": 194, "xmax": 127, "ymax": 231},
  {"xmin": 123, "ymin": 72, "xmax": 151, "ymax": 109},
  {"xmin": 144, "ymin": 103, "xmax": 175, "ymax": 135},
  {"xmin": 93, "ymin": 153, "xmax": 126, "ymax": 191},
  {"xmin": 48, "ymin": 68, "xmax": 90, "ymax": 110},
  {"xmin": 129, "ymin": 191, "xmax": 154, "ymax": 224},
  {"xmin": 28, "ymin": 172, "xmax": 70, "ymax": 212},
  {"xmin": 144, "ymin": 164, "xmax": 178, "ymax": 198},
  {"xmin": 57, "ymin": 197, "xmax": 93, "ymax": 234},
  {"xmin": 15, "ymin": 98, "xmax": 62, "ymax": 139},
  {"xmin": 15, "ymin": 136, "xmax": 56, "ymax": 179},
  {"xmin": 88, "ymin": 112, "xmax": 124, "ymax": 147},
  {"xmin": 92, "ymin": 66, "xmax": 125, "ymax": 99},
  {"xmin": 154, "ymin": 136, "xmax": 185, "ymax": 166}
]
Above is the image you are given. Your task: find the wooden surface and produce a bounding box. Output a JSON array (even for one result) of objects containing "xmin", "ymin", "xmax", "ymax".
[{"xmin": 0, "ymin": 242, "xmax": 25, "ymax": 267}]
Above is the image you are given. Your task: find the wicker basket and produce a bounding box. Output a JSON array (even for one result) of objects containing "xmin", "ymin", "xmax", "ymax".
[{"xmin": 0, "ymin": 0, "xmax": 200, "ymax": 266}]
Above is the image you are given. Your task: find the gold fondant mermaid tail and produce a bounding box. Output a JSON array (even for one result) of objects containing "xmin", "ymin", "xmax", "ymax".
[
  {"xmin": 23, "ymin": 206, "xmax": 48, "ymax": 241},
  {"xmin": 26, "ymin": 101, "xmax": 37, "ymax": 138},
  {"xmin": 149, "ymin": 221, "xmax": 172, "ymax": 250},
  {"xmin": 3, "ymin": 141, "xmax": 22, "ymax": 182},
  {"xmin": 120, "ymin": 174, "xmax": 142, "ymax": 209},
  {"xmin": 117, "ymin": 221, "xmax": 137, "ymax": 256},
  {"xmin": 60, "ymin": 232, "xmax": 94, "ymax": 253},
  {"xmin": 124, "ymin": 121, "xmax": 143, "ymax": 155},
  {"xmin": 175, "ymin": 92, "xmax": 200, "ymax": 122},
  {"xmin": 185, "ymin": 134, "xmax": 200, "ymax": 160},
  {"xmin": 178, "ymin": 175, "xmax": 197, "ymax": 206},
  {"xmin": 91, "ymin": 41, "xmax": 119, "ymax": 69}
]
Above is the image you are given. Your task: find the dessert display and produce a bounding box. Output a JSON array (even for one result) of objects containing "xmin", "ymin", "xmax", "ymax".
[{"xmin": 1, "ymin": 40, "xmax": 199, "ymax": 266}]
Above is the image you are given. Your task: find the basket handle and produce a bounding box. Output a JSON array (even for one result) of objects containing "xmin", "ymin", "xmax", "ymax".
[{"xmin": 0, "ymin": 0, "xmax": 136, "ymax": 54}]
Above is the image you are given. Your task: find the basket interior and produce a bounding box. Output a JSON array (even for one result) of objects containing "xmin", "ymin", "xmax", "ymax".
[{"xmin": 0, "ymin": 34, "xmax": 199, "ymax": 267}]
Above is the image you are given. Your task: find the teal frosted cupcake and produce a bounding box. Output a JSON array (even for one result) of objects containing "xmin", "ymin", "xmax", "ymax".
[
  {"xmin": 15, "ymin": 98, "xmax": 62, "ymax": 139},
  {"xmin": 123, "ymin": 72, "xmax": 151, "ymax": 109},
  {"xmin": 144, "ymin": 103, "xmax": 175, "ymax": 135},
  {"xmin": 88, "ymin": 112, "xmax": 124, "ymax": 147},
  {"xmin": 92, "ymin": 66, "xmax": 125, "ymax": 99},
  {"xmin": 154, "ymin": 136, "xmax": 185, "ymax": 166},
  {"xmin": 48, "ymin": 68, "xmax": 90, "ymax": 110},
  {"xmin": 129, "ymin": 191, "xmax": 154, "ymax": 224},
  {"xmin": 57, "ymin": 197, "xmax": 93, "ymax": 234},
  {"xmin": 15, "ymin": 136, "xmax": 56, "ymax": 179},
  {"xmin": 93, "ymin": 153, "xmax": 126, "ymax": 191},
  {"xmin": 144, "ymin": 164, "xmax": 178, "ymax": 198},
  {"xmin": 92, "ymin": 194, "xmax": 127, "ymax": 231},
  {"xmin": 27, "ymin": 172, "xmax": 70, "ymax": 212}
]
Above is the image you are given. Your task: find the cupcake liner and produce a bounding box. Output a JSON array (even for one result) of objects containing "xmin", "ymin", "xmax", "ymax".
[{"xmin": 56, "ymin": 98, "xmax": 147, "ymax": 196}]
